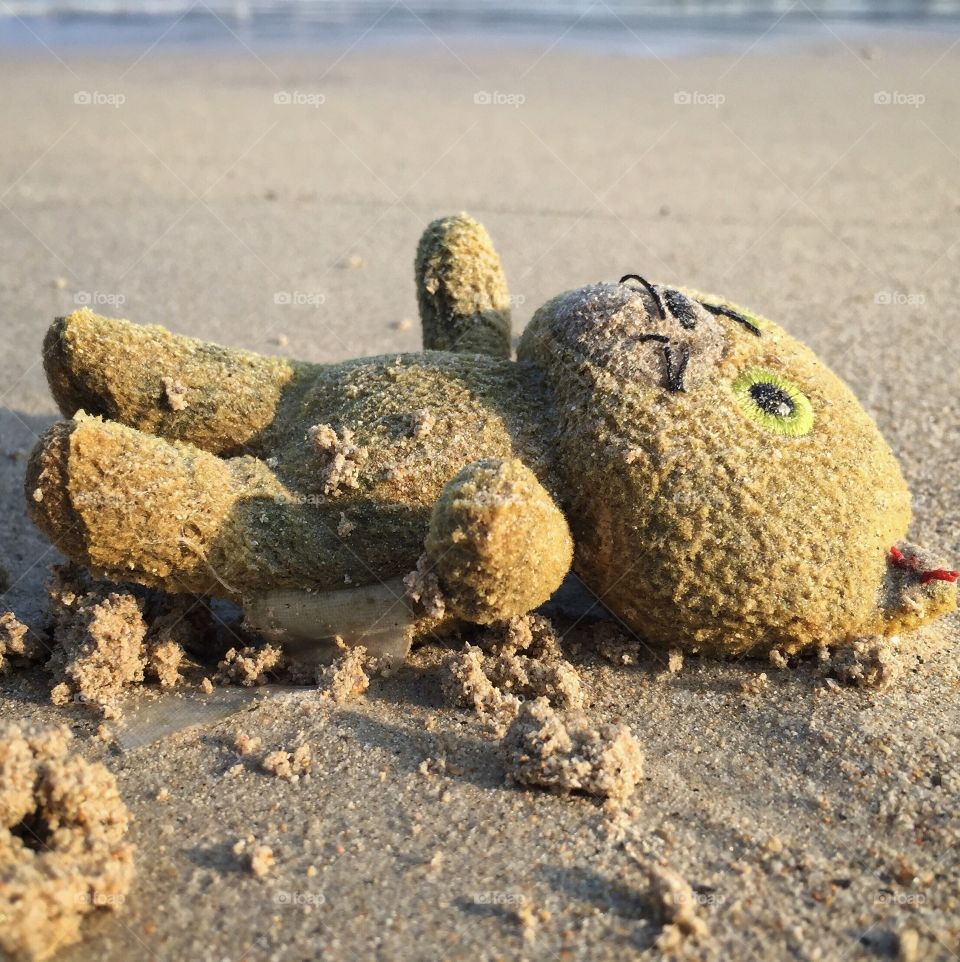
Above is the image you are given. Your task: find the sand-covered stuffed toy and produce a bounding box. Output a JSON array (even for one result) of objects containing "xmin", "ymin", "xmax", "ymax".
[{"xmin": 26, "ymin": 214, "xmax": 957, "ymax": 658}]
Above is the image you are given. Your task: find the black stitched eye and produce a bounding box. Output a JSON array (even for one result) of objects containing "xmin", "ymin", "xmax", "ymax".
[{"xmin": 661, "ymin": 290, "xmax": 698, "ymax": 330}]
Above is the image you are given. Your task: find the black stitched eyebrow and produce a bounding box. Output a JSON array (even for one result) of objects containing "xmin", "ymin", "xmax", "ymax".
[
  {"xmin": 663, "ymin": 343, "xmax": 690, "ymax": 392},
  {"xmin": 698, "ymin": 301, "xmax": 762, "ymax": 336},
  {"xmin": 619, "ymin": 274, "xmax": 666, "ymax": 320},
  {"xmin": 634, "ymin": 333, "xmax": 670, "ymax": 344},
  {"xmin": 662, "ymin": 289, "xmax": 698, "ymax": 330}
]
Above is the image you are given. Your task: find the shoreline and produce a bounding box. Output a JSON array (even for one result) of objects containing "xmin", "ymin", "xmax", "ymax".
[{"xmin": 1, "ymin": 12, "xmax": 958, "ymax": 56}]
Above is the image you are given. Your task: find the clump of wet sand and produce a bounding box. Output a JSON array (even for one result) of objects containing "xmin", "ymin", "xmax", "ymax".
[
  {"xmin": 236, "ymin": 840, "xmax": 274, "ymax": 878},
  {"xmin": 261, "ymin": 743, "xmax": 312, "ymax": 783},
  {"xmin": 307, "ymin": 422, "xmax": 367, "ymax": 497},
  {"xmin": 316, "ymin": 645, "xmax": 372, "ymax": 703},
  {"xmin": 3, "ymin": 564, "xmax": 417, "ymax": 721},
  {"xmin": 818, "ymin": 636, "xmax": 905, "ymax": 689},
  {"xmin": 214, "ymin": 644, "xmax": 283, "ymax": 687},
  {"xmin": 440, "ymin": 614, "xmax": 583, "ymax": 729},
  {"xmin": 232, "ymin": 730, "xmax": 262, "ymax": 756},
  {"xmin": 46, "ymin": 565, "xmax": 147, "ymax": 714},
  {"xmin": 402, "ymin": 553, "xmax": 447, "ymax": 620},
  {"xmin": 634, "ymin": 857, "xmax": 710, "ymax": 950},
  {"xmin": 44, "ymin": 564, "xmax": 209, "ymax": 716},
  {"xmin": 160, "ymin": 375, "xmax": 189, "ymax": 412},
  {"xmin": 0, "ymin": 724, "xmax": 135, "ymax": 961},
  {"xmin": 0, "ymin": 612, "xmax": 44, "ymax": 674},
  {"xmin": 502, "ymin": 697, "xmax": 644, "ymax": 805}
]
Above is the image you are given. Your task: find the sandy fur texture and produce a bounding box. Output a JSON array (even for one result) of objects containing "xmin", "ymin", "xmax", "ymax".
[
  {"xmin": 26, "ymin": 272, "xmax": 955, "ymax": 656},
  {"xmin": 27, "ymin": 341, "xmax": 555, "ymax": 599},
  {"xmin": 518, "ymin": 282, "xmax": 928, "ymax": 653}
]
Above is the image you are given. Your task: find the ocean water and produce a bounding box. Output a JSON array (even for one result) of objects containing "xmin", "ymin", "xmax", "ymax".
[{"xmin": 1, "ymin": 0, "xmax": 958, "ymax": 51}]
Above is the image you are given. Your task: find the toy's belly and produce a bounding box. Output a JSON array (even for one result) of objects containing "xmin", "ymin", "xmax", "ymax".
[{"xmin": 251, "ymin": 352, "xmax": 555, "ymax": 590}]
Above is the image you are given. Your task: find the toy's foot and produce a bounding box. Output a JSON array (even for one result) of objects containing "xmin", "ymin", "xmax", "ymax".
[
  {"xmin": 26, "ymin": 415, "xmax": 290, "ymax": 596},
  {"xmin": 43, "ymin": 308, "xmax": 300, "ymax": 455},
  {"xmin": 415, "ymin": 213, "xmax": 512, "ymax": 358},
  {"xmin": 422, "ymin": 458, "xmax": 573, "ymax": 623}
]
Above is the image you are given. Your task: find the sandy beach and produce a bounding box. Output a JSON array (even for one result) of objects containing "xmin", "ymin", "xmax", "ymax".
[{"xmin": 1, "ymin": 29, "xmax": 959, "ymax": 962}]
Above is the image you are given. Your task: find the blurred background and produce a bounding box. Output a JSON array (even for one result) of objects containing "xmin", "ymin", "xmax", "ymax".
[{"xmin": 3, "ymin": 0, "xmax": 960, "ymax": 49}]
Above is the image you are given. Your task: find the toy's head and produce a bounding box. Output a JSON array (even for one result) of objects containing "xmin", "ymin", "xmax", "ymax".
[{"xmin": 519, "ymin": 281, "xmax": 956, "ymax": 654}]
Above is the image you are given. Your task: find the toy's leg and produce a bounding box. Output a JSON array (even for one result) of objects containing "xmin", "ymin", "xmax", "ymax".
[
  {"xmin": 415, "ymin": 213, "xmax": 513, "ymax": 358},
  {"xmin": 243, "ymin": 458, "xmax": 574, "ymax": 658},
  {"xmin": 421, "ymin": 458, "xmax": 573, "ymax": 623},
  {"xmin": 25, "ymin": 415, "xmax": 349, "ymax": 598},
  {"xmin": 43, "ymin": 309, "xmax": 301, "ymax": 456}
]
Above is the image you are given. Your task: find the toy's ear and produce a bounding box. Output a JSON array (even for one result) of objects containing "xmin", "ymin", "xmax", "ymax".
[
  {"xmin": 865, "ymin": 542, "xmax": 957, "ymax": 636},
  {"xmin": 415, "ymin": 213, "xmax": 512, "ymax": 358}
]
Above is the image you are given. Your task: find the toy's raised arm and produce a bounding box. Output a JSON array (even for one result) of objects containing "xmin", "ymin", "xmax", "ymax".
[{"xmin": 415, "ymin": 213, "xmax": 513, "ymax": 358}]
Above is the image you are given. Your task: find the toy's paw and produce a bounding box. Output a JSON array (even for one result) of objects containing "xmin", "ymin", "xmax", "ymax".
[
  {"xmin": 866, "ymin": 541, "xmax": 958, "ymax": 636},
  {"xmin": 423, "ymin": 459, "xmax": 573, "ymax": 624}
]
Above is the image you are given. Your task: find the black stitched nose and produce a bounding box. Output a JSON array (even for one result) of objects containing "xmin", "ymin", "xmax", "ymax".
[{"xmin": 618, "ymin": 276, "xmax": 697, "ymax": 393}]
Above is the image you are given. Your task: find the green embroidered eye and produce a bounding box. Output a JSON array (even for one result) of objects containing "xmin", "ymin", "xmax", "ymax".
[{"xmin": 732, "ymin": 368, "xmax": 814, "ymax": 437}]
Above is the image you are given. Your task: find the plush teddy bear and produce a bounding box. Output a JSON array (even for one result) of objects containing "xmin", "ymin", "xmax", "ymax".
[{"xmin": 26, "ymin": 214, "xmax": 956, "ymax": 657}]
